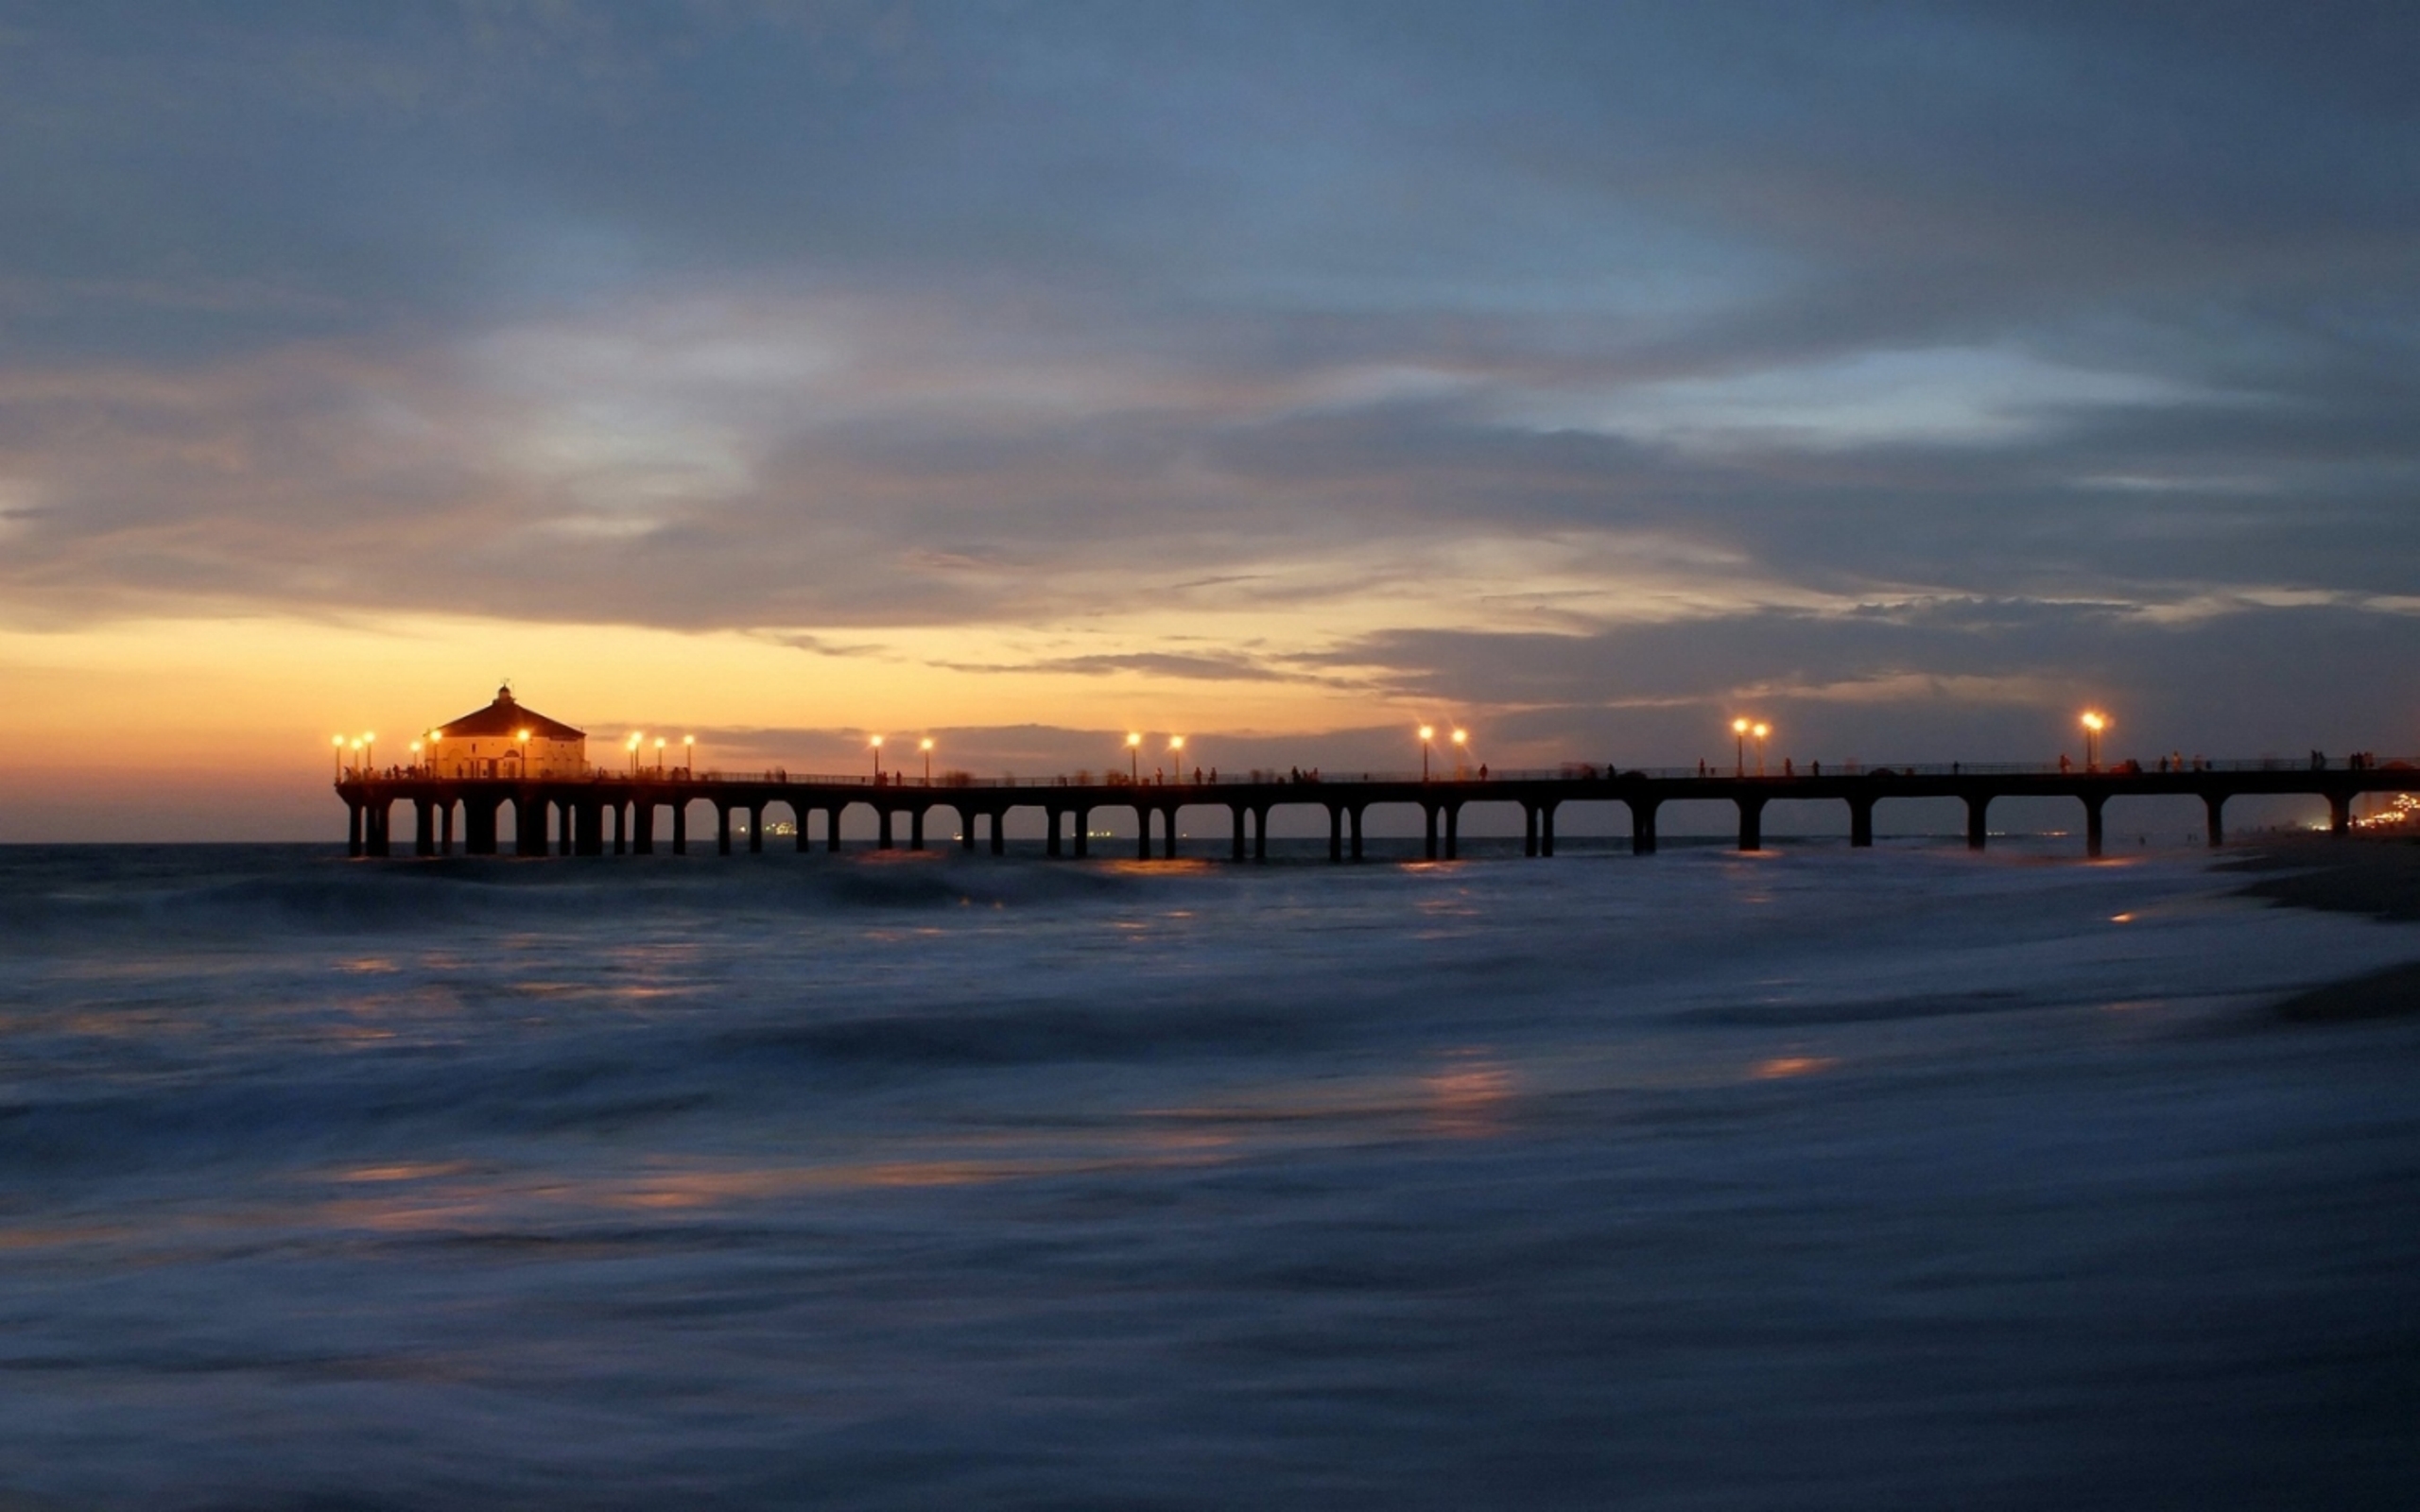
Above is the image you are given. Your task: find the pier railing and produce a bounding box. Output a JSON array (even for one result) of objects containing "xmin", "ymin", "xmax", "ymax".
[{"xmin": 344, "ymin": 754, "xmax": 2415, "ymax": 785}]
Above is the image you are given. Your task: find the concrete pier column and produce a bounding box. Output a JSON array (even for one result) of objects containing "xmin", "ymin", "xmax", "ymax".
[
  {"xmin": 464, "ymin": 796, "xmax": 498, "ymax": 856},
  {"xmin": 1424, "ymin": 804, "xmax": 1440, "ymax": 861},
  {"xmin": 1848, "ymin": 797, "xmax": 1875, "ymax": 849},
  {"xmin": 441, "ymin": 800, "xmax": 455, "ymax": 856},
  {"xmin": 2328, "ymin": 792, "xmax": 2352, "ymax": 836},
  {"xmin": 2204, "ymin": 793, "xmax": 2226, "ymax": 848},
  {"xmin": 747, "ymin": 803, "xmax": 765, "ymax": 854},
  {"xmin": 348, "ymin": 800, "xmax": 365, "ymax": 858},
  {"xmin": 877, "ymin": 808, "xmax": 894, "ymax": 850},
  {"xmin": 1629, "ymin": 798, "xmax": 1659, "ymax": 856},
  {"xmin": 1073, "ymin": 808, "xmax": 1089, "ymax": 858},
  {"xmin": 1348, "ymin": 804, "xmax": 1364, "ymax": 863},
  {"xmin": 2083, "ymin": 795, "xmax": 2106, "ymax": 859},
  {"xmin": 1253, "ymin": 806, "xmax": 1270, "ymax": 862},
  {"xmin": 1232, "ymin": 805, "xmax": 1247, "ymax": 861},
  {"xmin": 991, "ymin": 811, "xmax": 1007, "ymax": 855},
  {"xmin": 1737, "ymin": 796, "xmax": 1766, "ymax": 851},
  {"xmin": 797, "ymin": 805, "xmax": 814, "ymax": 853},
  {"xmin": 1443, "ymin": 803, "xmax": 1461, "ymax": 860},
  {"xmin": 415, "ymin": 799, "xmax": 437, "ymax": 857},
  {"xmin": 1136, "ymin": 806, "xmax": 1152, "ymax": 860},
  {"xmin": 1523, "ymin": 804, "xmax": 1539, "ymax": 857},
  {"xmin": 1046, "ymin": 808, "xmax": 1063, "ymax": 858},
  {"xmin": 1540, "ymin": 802, "xmax": 1558, "ymax": 858},
  {"xmin": 716, "ymin": 804, "xmax": 733, "ymax": 856},
  {"xmin": 672, "ymin": 801, "xmax": 688, "ymax": 855},
  {"xmin": 518, "ymin": 795, "xmax": 548, "ymax": 857},
  {"xmin": 1328, "ymin": 804, "xmax": 1344, "ymax": 863},
  {"xmin": 633, "ymin": 800, "xmax": 654, "ymax": 854},
  {"xmin": 581, "ymin": 799, "xmax": 608, "ymax": 856},
  {"xmin": 908, "ymin": 807, "xmax": 924, "ymax": 851},
  {"xmin": 826, "ymin": 806, "xmax": 842, "ymax": 853},
  {"xmin": 558, "ymin": 800, "xmax": 574, "ymax": 856},
  {"xmin": 611, "ymin": 802, "xmax": 625, "ymax": 855},
  {"xmin": 1964, "ymin": 795, "xmax": 1990, "ymax": 850},
  {"xmin": 1163, "ymin": 808, "xmax": 1180, "ymax": 859},
  {"xmin": 954, "ymin": 807, "xmax": 973, "ymax": 850}
]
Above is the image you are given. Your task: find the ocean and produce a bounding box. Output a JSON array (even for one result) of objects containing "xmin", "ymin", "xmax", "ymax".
[{"xmin": 2, "ymin": 839, "xmax": 2416, "ymax": 1509}]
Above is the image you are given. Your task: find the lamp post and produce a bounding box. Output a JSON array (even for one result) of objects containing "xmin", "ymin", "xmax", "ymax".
[
  {"xmin": 516, "ymin": 729, "xmax": 529, "ymax": 777},
  {"xmin": 349, "ymin": 738, "xmax": 364, "ymax": 776},
  {"xmin": 363, "ymin": 733, "xmax": 376, "ymax": 773},
  {"xmin": 871, "ymin": 735, "xmax": 884, "ymax": 782},
  {"xmin": 1126, "ymin": 731, "xmax": 1142, "ymax": 783},
  {"xmin": 1451, "ymin": 728, "xmax": 1468, "ymax": 778},
  {"xmin": 428, "ymin": 730, "xmax": 443, "ymax": 777},
  {"xmin": 1733, "ymin": 718, "xmax": 1750, "ymax": 777},
  {"xmin": 1167, "ymin": 735, "xmax": 1184, "ymax": 783},
  {"xmin": 627, "ymin": 732, "xmax": 642, "ymax": 774},
  {"xmin": 920, "ymin": 736, "xmax": 934, "ymax": 784},
  {"xmin": 1420, "ymin": 725, "xmax": 1435, "ymax": 782},
  {"xmin": 1753, "ymin": 722, "xmax": 1771, "ymax": 777},
  {"xmin": 409, "ymin": 739, "xmax": 423, "ymax": 773},
  {"xmin": 2082, "ymin": 712, "xmax": 2107, "ymax": 771},
  {"xmin": 682, "ymin": 734, "xmax": 694, "ymax": 775},
  {"xmin": 653, "ymin": 737, "xmax": 666, "ymax": 776},
  {"xmin": 332, "ymin": 735, "xmax": 345, "ymax": 781}
]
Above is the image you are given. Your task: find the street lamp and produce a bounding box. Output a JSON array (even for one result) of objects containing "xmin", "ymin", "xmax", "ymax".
[
  {"xmin": 627, "ymin": 732, "xmax": 642, "ymax": 774},
  {"xmin": 2081, "ymin": 711, "xmax": 2108, "ymax": 771},
  {"xmin": 654, "ymin": 737, "xmax": 666, "ymax": 776},
  {"xmin": 682, "ymin": 734, "xmax": 694, "ymax": 775},
  {"xmin": 428, "ymin": 730, "xmax": 443, "ymax": 776},
  {"xmin": 1753, "ymin": 722, "xmax": 1771, "ymax": 777},
  {"xmin": 1420, "ymin": 725, "xmax": 1435, "ymax": 782},
  {"xmin": 332, "ymin": 734, "xmax": 345, "ymax": 781},
  {"xmin": 516, "ymin": 729, "xmax": 529, "ymax": 776},
  {"xmin": 1168, "ymin": 735, "xmax": 1185, "ymax": 783},
  {"xmin": 1126, "ymin": 731, "xmax": 1142, "ymax": 783},
  {"xmin": 362, "ymin": 732, "xmax": 376, "ymax": 772},
  {"xmin": 1733, "ymin": 717, "xmax": 1750, "ymax": 777},
  {"xmin": 871, "ymin": 734, "xmax": 884, "ymax": 782},
  {"xmin": 409, "ymin": 739, "xmax": 423, "ymax": 772},
  {"xmin": 1451, "ymin": 728, "xmax": 1468, "ymax": 778},
  {"xmin": 920, "ymin": 736, "xmax": 934, "ymax": 783}
]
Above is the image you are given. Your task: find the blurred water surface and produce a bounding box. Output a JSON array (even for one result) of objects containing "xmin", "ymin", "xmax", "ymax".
[{"xmin": 2, "ymin": 841, "xmax": 2417, "ymax": 1509}]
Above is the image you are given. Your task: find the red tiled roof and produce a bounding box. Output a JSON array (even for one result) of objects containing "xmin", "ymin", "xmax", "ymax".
[{"xmin": 432, "ymin": 686, "xmax": 585, "ymax": 741}]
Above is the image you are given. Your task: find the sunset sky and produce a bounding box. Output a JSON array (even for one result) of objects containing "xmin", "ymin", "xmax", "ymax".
[{"xmin": 4, "ymin": 3, "xmax": 2417, "ymax": 838}]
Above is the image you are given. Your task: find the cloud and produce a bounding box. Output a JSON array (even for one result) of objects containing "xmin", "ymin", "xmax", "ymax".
[{"xmin": 1, "ymin": 3, "xmax": 2417, "ymax": 766}]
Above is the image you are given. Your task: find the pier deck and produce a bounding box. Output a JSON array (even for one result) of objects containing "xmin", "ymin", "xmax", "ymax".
[{"xmin": 335, "ymin": 758, "xmax": 2416, "ymax": 860}]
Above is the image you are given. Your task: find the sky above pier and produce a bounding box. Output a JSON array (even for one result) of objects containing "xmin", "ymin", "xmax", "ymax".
[{"xmin": 4, "ymin": 2, "xmax": 2418, "ymax": 835}]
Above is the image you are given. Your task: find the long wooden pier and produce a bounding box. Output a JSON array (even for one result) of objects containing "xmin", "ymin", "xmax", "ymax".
[{"xmin": 335, "ymin": 757, "xmax": 2415, "ymax": 860}]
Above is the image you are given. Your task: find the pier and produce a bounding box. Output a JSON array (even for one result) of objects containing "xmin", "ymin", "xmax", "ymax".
[{"xmin": 334, "ymin": 757, "xmax": 2415, "ymax": 861}]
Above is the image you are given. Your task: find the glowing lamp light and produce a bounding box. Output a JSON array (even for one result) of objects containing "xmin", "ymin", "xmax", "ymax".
[
  {"xmin": 2081, "ymin": 711, "xmax": 2109, "ymax": 768},
  {"xmin": 919, "ymin": 737, "xmax": 933, "ymax": 751},
  {"xmin": 1126, "ymin": 732, "xmax": 1142, "ymax": 747},
  {"xmin": 1733, "ymin": 718, "xmax": 1751, "ymax": 735},
  {"xmin": 1451, "ymin": 729, "xmax": 1468, "ymax": 746},
  {"xmin": 870, "ymin": 734, "xmax": 884, "ymax": 747},
  {"xmin": 1753, "ymin": 723, "xmax": 1770, "ymax": 740},
  {"xmin": 1419, "ymin": 725, "xmax": 1435, "ymax": 741},
  {"xmin": 1168, "ymin": 735, "xmax": 1185, "ymax": 752}
]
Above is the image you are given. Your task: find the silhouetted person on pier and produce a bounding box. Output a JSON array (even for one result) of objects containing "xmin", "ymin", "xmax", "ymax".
[{"xmin": 1478, "ymin": 765, "xmax": 1488, "ymax": 780}]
